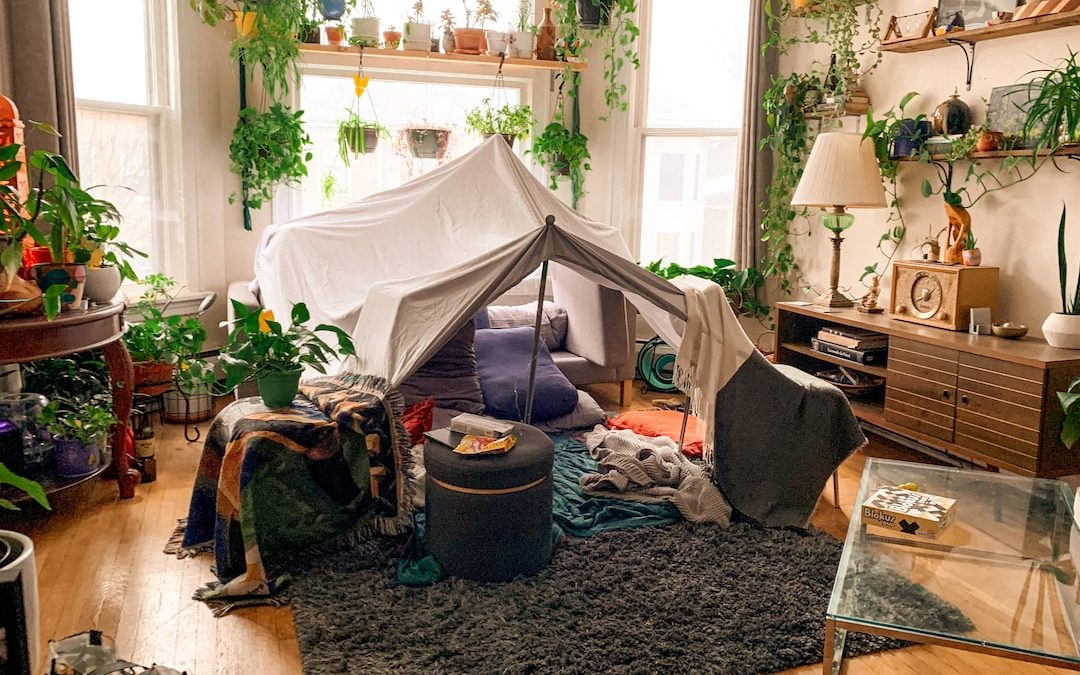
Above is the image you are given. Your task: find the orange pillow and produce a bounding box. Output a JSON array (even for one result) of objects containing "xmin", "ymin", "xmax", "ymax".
[
  {"xmin": 401, "ymin": 398, "xmax": 435, "ymax": 447},
  {"xmin": 606, "ymin": 410, "xmax": 703, "ymax": 458}
]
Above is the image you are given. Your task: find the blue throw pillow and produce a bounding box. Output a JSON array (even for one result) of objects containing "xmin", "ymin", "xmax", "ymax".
[{"xmin": 474, "ymin": 326, "xmax": 578, "ymax": 423}]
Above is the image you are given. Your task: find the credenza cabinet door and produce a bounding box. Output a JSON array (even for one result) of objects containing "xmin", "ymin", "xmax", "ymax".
[{"xmin": 884, "ymin": 338, "xmax": 959, "ymax": 442}]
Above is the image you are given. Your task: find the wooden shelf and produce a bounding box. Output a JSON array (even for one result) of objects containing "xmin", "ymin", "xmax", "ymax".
[
  {"xmin": 780, "ymin": 341, "xmax": 890, "ymax": 379},
  {"xmin": 0, "ymin": 463, "xmax": 108, "ymax": 508},
  {"xmin": 894, "ymin": 147, "xmax": 1080, "ymax": 162},
  {"xmin": 880, "ymin": 9, "xmax": 1080, "ymax": 53},
  {"xmin": 297, "ymin": 43, "xmax": 585, "ymax": 72}
]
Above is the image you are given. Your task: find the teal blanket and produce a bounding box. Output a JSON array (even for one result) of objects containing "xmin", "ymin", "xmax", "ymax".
[{"xmin": 398, "ymin": 434, "xmax": 680, "ymax": 585}]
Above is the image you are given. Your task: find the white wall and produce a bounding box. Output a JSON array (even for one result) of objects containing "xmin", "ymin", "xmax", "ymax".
[{"xmin": 781, "ymin": 5, "xmax": 1080, "ymax": 335}]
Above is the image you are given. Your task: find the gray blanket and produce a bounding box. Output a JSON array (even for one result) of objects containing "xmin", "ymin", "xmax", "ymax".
[
  {"xmin": 581, "ymin": 426, "xmax": 732, "ymax": 526},
  {"xmin": 712, "ymin": 352, "xmax": 867, "ymax": 528}
]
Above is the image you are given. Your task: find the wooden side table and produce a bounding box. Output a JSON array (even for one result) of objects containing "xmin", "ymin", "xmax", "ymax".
[{"xmin": 0, "ymin": 302, "xmax": 139, "ymax": 498}]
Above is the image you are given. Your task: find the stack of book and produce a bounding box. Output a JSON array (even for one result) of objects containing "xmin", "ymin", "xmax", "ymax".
[{"xmin": 810, "ymin": 326, "xmax": 889, "ymax": 365}]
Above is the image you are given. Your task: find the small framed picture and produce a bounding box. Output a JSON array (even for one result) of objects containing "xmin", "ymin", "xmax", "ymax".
[
  {"xmin": 935, "ymin": 0, "xmax": 1018, "ymax": 29},
  {"xmin": 883, "ymin": 8, "xmax": 938, "ymax": 44}
]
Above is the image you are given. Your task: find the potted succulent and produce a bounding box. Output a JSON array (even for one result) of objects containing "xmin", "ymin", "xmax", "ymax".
[
  {"xmin": 383, "ymin": 24, "xmax": 402, "ymax": 48},
  {"xmin": 439, "ymin": 9, "xmax": 456, "ymax": 52},
  {"xmin": 337, "ymin": 110, "xmax": 389, "ymax": 164},
  {"xmin": 510, "ymin": 0, "xmax": 536, "ymax": 59},
  {"xmin": 465, "ymin": 99, "xmax": 533, "ymax": 147},
  {"xmin": 0, "ymin": 464, "xmax": 48, "ymax": 675},
  {"xmin": 961, "ymin": 232, "xmax": 981, "ymax": 267},
  {"xmin": 404, "ymin": 1, "xmax": 432, "ymax": 50},
  {"xmin": 1043, "ymin": 205, "xmax": 1080, "ymax": 349},
  {"xmin": 325, "ymin": 21, "xmax": 346, "ymax": 45},
  {"xmin": 38, "ymin": 400, "xmax": 116, "ymax": 478},
  {"xmin": 220, "ymin": 301, "xmax": 356, "ymax": 409},
  {"xmin": 350, "ymin": 0, "xmax": 380, "ymax": 47},
  {"xmin": 530, "ymin": 115, "xmax": 590, "ymax": 202},
  {"xmin": 400, "ymin": 124, "xmax": 453, "ymax": 159},
  {"xmin": 453, "ymin": 0, "xmax": 490, "ymax": 54},
  {"xmin": 1021, "ymin": 49, "xmax": 1080, "ymax": 151},
  {"xmin": 123, "ymin": 275, "xmax": 208, "ymax": 395}
]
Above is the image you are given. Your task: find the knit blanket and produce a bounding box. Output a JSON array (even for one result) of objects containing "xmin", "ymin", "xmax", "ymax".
[
  {"xmin": 580, "ymin": 426, "xmax": 732, "ymax": 527},
  {"xmin": 174, "ymin": 373, "xmax": 411, "ymax": 615}
]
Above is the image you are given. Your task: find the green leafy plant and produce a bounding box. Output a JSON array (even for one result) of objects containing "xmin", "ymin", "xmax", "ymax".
[
  {"xmin": 1056, "ymin": 205, "xmax": 1079, "ymax": 315},
  {"xmin": 530, "ymin": 107, "xmax": 590, "ymax": 202},
  {"xmin": 219, "ymin": 301, "xmax": 356, "ymax": 391},
  {"xmin": 964, "ymin": 231, "xmax": 977, "ymax": 251},
  {"xmin": 336, "ymin": 109, "xmax": 389, "ymax": 165},
  {"xmin": 123, "ymin": 276, "xmax": 208, "ymax": 365},
  {"xmin": 594, "ymin": 0, "xmax": 639, "ymax": 120},
  {"xmin": 1020, "ymin": 49, "xmax": 1080, "ymax": 152},
  {"xmin": 465, "ymin": 99, "xmax": 533, "ymax": 139},
  {"xmin": 38, "ymin": 401, "xmax": 116, "ymax": 445},
  {"xmin": 515, "ymin": 0, "xmax": 535, "ymax": 32},
  {"xmin": 73, "ymin": 221, "xmax": 147, "ymax": 283},
  {"xmin": 409, "ymin": 1, "xmax": 425, "ymax": 22},
  {"xmin": 0, "ymin": 463, "xmax": 48, "ymax": 511},
  {"xmin": 22, "ymin": 353, "xmax": 112, "ymax": 409},
  {"xmin": 322, "ymin": 173, "xmax": 339, "ymax": 205},
  {"xmin": 174, "ymin": 357, "xmax": 218, "ymax": 397},
  {"xmin": 439, "ymin": 8, "xmax": 455, "ymax": 31},
  {"xmin": 645, "ymin": 258, "xmax": 770, "ymax": 320},
  {"xmin": 1059, "ymin": 375, "xmax": 1080, "ymax": 449},
  {"xmin": 229, "ymin": 105, "xmax": 313, "ymax": 220}
]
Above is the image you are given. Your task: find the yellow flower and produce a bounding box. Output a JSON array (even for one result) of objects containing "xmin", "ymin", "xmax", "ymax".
[
  {"xmin": 258, "ymin": 309, "xmax": 275, "ymax": 333},
  {"xmin": 74, "ymin": 419, "xmax": 83, "ymax": 428},
  {"xmin": 181, "ymin": 362, "xmax": 191, "ymax": 371},
  {"xmin": 88, "ymin": 248, "xmax": 104, "ymax": 268},
  {"xmin": 354, "ymin": 74, "xmax": 370, "ymax": 98}
]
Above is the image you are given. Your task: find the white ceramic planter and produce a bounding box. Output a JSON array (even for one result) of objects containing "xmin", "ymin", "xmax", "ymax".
[
  {"xmin": 0, "ymin": 530, "xmax": 39, "ymax": 675},
  {"xmin": 84, "ymin": 265, "xmax": 122, "ymax": 303},
  {"xmin": 404, "ymin": 21, "xmax": 432, "ymax": 46},
  {"xmin": 1043, "ymin": 312, "xmax": 1080, "ymax": 349},
  {"xmin": 485, "ymin": 30, "xmax": 510, "ymax": 55},
  {"xmin": 510, "ymin": 31, "xmax": 535, "ymax": 59},
  {"xmin": 351, "ymin": 16, "xmax": 380, "ymax": 46}
]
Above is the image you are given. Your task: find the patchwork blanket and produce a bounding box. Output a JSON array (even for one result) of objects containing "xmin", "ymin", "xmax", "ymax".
[{"xmin": 177, "ymin": 374, "xmax": 411, "ymax": 614}]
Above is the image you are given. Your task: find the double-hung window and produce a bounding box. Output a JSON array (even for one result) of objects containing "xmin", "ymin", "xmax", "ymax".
[
  {"xmin": 632, "ymin": 0, "xmax": 751, "ymax": 266},
  {"xmin": 68, "ymin": 0, "xmax": 185, "ymax": 282}
]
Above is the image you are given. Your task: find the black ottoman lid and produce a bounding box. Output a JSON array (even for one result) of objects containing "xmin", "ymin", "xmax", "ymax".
[{"xmin": 424, "ymin": 423, "xmax": 553, "ymax": 491}]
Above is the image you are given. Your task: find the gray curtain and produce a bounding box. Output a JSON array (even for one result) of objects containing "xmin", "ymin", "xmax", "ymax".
[
  {"xmin": 0, "ymin": 0, "xmax": 79, "ymax": 167},
  {"xmin": 732, "ymin": 0, "xmax": 777, "ymax": 270}
]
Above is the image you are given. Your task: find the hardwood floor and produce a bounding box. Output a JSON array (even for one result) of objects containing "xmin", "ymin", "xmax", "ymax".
[{"xmin": 1, "ymin": 382, "xmax": 1073, "ymax": 674}]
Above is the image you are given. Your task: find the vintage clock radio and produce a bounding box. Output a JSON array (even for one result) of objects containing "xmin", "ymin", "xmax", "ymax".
[{"xmin": 889, "ymin": 261, "xmax": 999, "ymax": 331}]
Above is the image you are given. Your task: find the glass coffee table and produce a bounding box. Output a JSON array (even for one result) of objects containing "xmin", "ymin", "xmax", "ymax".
[{"xmin": 826, "ymin": 458, "xmax": 1080, "ymax": 673}]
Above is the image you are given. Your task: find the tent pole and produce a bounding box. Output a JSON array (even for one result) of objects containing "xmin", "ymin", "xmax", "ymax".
[
  {"xmin": 524, "ymin": 258, "xmax": 550, "ymax": 425},
  {"xmin": 677, "ymin": 394, "xmax": 691, "ymax": 451}
]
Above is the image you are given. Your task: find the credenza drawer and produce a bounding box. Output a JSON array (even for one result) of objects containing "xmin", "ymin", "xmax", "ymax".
[
  {"xmin": 953, "ymin": 426, "xmax": 1039, "ymax": 472},
  {"xmin": 890, "ymin": 337, "xmax": 958, "ymax": 373},
  {"xmin": 886, "ymin": 371, "xmax": 957, "ymax": 409}
]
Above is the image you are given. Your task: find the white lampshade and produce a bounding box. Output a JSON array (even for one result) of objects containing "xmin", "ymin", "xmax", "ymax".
[{"xmin": 791, "ymin": 132, "xmax": 887, "ymax": 209}]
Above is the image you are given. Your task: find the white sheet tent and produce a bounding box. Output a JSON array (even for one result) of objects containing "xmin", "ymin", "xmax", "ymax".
[{"xmin": 254, "ymin": 135, "xmax": 743, "ymax": 387}]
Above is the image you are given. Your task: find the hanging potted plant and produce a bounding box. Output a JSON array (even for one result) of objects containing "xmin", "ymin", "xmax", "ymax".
[
  {"xmin": 530, "ymin": 116, "xmax": 590, "ymax": 202},
  {"xmin": 577, "ymin": 0, "xmax": 612, "ymax": 28},
  {"xmin": 350, "ymin": 0, "xmax": 381, "ymax": 47},
  {"xmin": 219, "ymin": 301, "xmax": 356, "ymax": 409},
  {"xmin": 337, "ymin": 110, "xmax": 389, "ymax": 164},
  {"xmin": 510, "ymin": 0, "xmax": 537, "ymax": 59},
  {"xmin": 38, "ymin": 400, "xmax": 116, "ymax": 479},
  {"xmin": 404, "ymin": 1, "xmax": 433, "ymax": 50},
  {"xmin": 317, "ymin": 0, "xmax": 350, "ymax": 21},
  {"xmin": 123, "ymin": 275, "xmax": 208, "ymax": 395},
  {"xmin": 453, "ymin": 0, "xmax": 492, "ymax": 54},
  {"xmin": 465, "ymin": 99, "xmax": 533, "ymax": 148},
  {"xmin": 229, "ymin": 104, "xmax": 313, "ymax": 227},
  {"xmin": 400, "ymin": 124, "xmax": 453, "ymax": 159},
  {"xmin": 0, "ymin": 464, "xmax": 48, "ymax": 675},
  {"xmin": 1043, "ymin": 205, "xmax": 1080, "ymax": 349}
]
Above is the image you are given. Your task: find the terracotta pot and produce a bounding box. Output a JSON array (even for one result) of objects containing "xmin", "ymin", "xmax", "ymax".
[
  {"xmin": 1043, "ymin": 313, "xmax": 1080, "ymax": 349},
  {"xmin": 383, "ymin": 30, "xmax": 402, "ymax": 49},
  {"xmin": 961, "ymin": 248, "xmax": 982, "ymax": 267},
  {"xmin": 976, "ymin": 130, "xmax": 1003, "ymax": 153},
  {"xmin": 32, "ymin": 262, "xmax": 86, "ymax": 312},
  {"xmin": 133, "ymin": 361, "xmax": 176, "ymax": 396},
  {"xmin": 452, "ymin": 27, "xmax": 485, "ymax": 55},
  {"xmin": 324, "ymin": 25, "xmax": 345, "ymax": 46},
  {"xmin": 233, "ymin": 10, "xmax": 258, "ymax": 38}
]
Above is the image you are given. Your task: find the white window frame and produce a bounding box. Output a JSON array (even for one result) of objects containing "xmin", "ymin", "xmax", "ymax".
[
  {"xmin": 623, "ymin": 0, "xmax": 746, "ymax": 264},
  {"xmin": 72, "ymin": 0, "xmax": 190, "ymax": 286}
]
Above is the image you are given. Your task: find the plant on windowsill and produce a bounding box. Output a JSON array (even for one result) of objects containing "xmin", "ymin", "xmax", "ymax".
[
  {"xmin": 404, "ymin": 1, "xmax": 433, "ymax": 50},
  {"xmin": 529, "ymin": 109, "xmax": 590, "ymax": 203},
  {"xmin": 123, "ymin": 275, "xmax": 209, "ymax": 395},
  {"xmin": 453, "ymin": 0, "xmax": 492, "ymax": 55},
  {"xmin": 229, "ymin": 104, "xmax": 313, "ymax": 227},
  {"xmin": 1043, "ymin": 205, "xmax": 1080, "ymax": 350},
  {"xmin": 219, "ymin": 300, "xmax": 356, "ymax": 408},
  {"xmin": 511, "ymin": 0, "xmax": 537, "ymax": 59},
  {"xmin": 337, "ymin": 110, "xmax": 389, "ymax": 164},
  {"xmin": 465, "ymin": 99, "xmax": 533, "ymax": 148},
  {"xmin": 38, "ymin": 401, "xmax": 117, "ymax": 479},
  {"xmin": 72, "ymin": 222, "xmax": 147, "ymax": 305},
  {"xmin": 644, "ymin": 258, "xmax": 771, "ymax": 320}
]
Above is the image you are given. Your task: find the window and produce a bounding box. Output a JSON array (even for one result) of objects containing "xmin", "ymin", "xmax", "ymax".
[
  {"xmin": 295, "ymin": 70, "xmax": 526, "ymax": 216},
  {"xmin": 68, "ymin": 0, "xmax": 184, "ymax": 282},
  {"xmin": 634, "ymin": 0, "xmax": 751, "ymax": 266}
]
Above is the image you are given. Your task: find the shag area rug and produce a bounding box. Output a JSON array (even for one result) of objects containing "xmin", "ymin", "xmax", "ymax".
[{"xmin": 289, "ymin": 521, "xmax": 971, "ymax": 675}]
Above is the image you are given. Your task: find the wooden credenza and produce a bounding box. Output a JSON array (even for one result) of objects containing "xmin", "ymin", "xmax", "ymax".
[{"xmin": 776, "ymin": 302, "xmax": 1080, "ymax": 477}]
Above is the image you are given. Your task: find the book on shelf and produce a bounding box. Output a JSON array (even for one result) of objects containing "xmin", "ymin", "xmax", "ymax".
[
  {"xmin": 816, "ymin": 326, "xmax": 889, "ymax": 350},
  {"xmin": 810, "ymin": 337, "xmax": 888, "ymax": 365}
]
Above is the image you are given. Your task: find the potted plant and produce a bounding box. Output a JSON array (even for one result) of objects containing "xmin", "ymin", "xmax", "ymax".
[
  {"xmin": 383, "ymin": 24, "xmax": 402, "ymax": 48},
  {"xmin": 74, "ymin": 222, "xmax": 146, "ymax": 304},
  {"xmin": 38, "ymin": 400, "xmax": 116, "ymax": 478},
  {"xmin": 465, "ymin": 99, "xmax": 533, "ymax": 147},
  {"xmin": 645, "ymin": 258, "xmax": 770, "ymax": 320},
  {"xmin": 1043, "ymin": 205, "xmax": 1080, "ymax": 349},
  {"xmin": 298, "ymin": 13, "xmax": 322, "ymax": 43},
  {"xmin": 452, "ymin": 0, "xmax": 489, "ymax": 54},
  {"xmin": 530, "ymin": 116, "xmax": 590, "ymax": 202},
  {"xmin": 219, "ymin": 301, "xmax": 356, "ymax": 408},
  {"xmin": 400, "ymin": 124, "xmax": 453, "ymax": 159},
  {"xmin": 0, "ymin": 464, "xmax": 48, "ymax": 675},
  {"xmin": 350, "ymin": 0, "xmax": 380, "ymax": 47},
  {"xmin": 1020, "ymin": 49, "xmax": 1080, "ymax": 152},
  {"xmin": 123, "ymin": 275, "xmax": 208, "ymax": 395},
  {"xmin": 439, "ymin": 9, "xmax": 456, "ymax": 52},
  {"xmin": 976, "ymin": 127, "xmax": 1004, "ymax": 153},
  {"xmin": 325, "ymin": 21, "xmax": 346, "ymax": 45},
  {"xmin": 1058, "ymin": 375, "xmax": 1080, "ymax": 449},
  {"xmin": 317, "ymin": 0, "xmax": 350, "ymax": 21},
  {"xmin": 337, "ymin": 110, "xmax": 389, "ymax": 164},
  {"xmin": 577, "ymin": 0, "xmax": 612, "ymax": 28},
  {"xmin": 961, "ymin": 232, "xmax": 981, "ymax": 267},
  {"xmin": 166, "ymin": 357, "xmax": 217, "ymax": 424},
  {"xmin": 404, "ymin": 1, "xmax": 432, "ymax": 50},
  {"xmin": 229, "ymin": 104, "xmax": 313, "ymax": 229},
  {"xmin": 510, "ymin": 0, "xmax": 536, "ymax": 59}
]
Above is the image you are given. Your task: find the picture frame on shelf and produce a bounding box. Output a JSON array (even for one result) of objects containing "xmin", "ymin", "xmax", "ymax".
[
  {"xmin": 883, "ymin": 8, "xmax": 937, "ymax": 44},
  {"xmin": 987, "ymin": 83, "xmax": 1045, "ymax": 149},
  {"xmin": 934, "ymin": 0, "xmax": 1018, "ymax": 30}
]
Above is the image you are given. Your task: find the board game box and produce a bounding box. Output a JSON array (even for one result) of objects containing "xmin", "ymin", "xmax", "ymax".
[{"xmin": 861, "ymin": 486, "xmax": 957, "ymax": 539}]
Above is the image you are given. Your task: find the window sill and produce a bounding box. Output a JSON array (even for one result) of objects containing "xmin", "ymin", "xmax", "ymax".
[{"xmin": 122, "ymin": 287, "xmax": 216, "ymax": 319}]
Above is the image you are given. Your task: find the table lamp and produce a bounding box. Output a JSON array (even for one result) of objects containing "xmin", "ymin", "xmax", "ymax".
[{"xmin": 791, "ymin": 132, "xmax": 887, "ymax": 308}]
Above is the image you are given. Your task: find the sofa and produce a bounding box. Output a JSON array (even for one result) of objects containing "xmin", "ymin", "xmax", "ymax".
[{"xmin": 227, "ymin": 265, "xmax": 636, "ymax": 405}]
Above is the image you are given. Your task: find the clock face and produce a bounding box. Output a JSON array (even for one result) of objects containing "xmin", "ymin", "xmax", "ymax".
[{"xmin": 910, "ymin": 271, "xmax": 943, "ymax": 319}]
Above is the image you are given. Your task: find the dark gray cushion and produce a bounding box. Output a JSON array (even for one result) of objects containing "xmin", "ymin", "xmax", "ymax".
[
  {"xmin": 484, "ymin": 302, "xmax": 568, "ymax": 350},
  {"xmin": 474, "ymin": 326, "xmax": 578, "ymax": 423},
  {"xmin": 398, "ymin": 319, "xmax": 484, "ymax": 414}
]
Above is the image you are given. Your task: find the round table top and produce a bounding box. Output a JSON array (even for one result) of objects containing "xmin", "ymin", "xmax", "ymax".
[{"xmin": 0, "ymin": 301, "xmax": 126, "ymax": 365}]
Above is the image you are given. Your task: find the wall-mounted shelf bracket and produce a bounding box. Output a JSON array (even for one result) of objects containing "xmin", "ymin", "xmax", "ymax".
[{"xmin": 945, "ymin": 38, "xmax": 976, "ymax": 91}]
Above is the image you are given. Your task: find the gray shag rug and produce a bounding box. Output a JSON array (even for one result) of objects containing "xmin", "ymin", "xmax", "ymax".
[{"xmin": 289, "ymin": 522, "xmax": 971, "ymax": 675}]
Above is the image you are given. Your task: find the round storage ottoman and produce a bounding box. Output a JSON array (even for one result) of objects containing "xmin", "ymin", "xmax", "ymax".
[{"xmin": 424, "ymin": 423, "xmax": 554, "ymax": 582}]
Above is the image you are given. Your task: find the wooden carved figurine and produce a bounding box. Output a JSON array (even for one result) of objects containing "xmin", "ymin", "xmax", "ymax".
[
  {"xmin": 943, "ymin": 202, "xmax": 971, "ymax": 265},
  {"xmin": 858, "ymin": 274, "xmax": 885, "ymax": 314}
]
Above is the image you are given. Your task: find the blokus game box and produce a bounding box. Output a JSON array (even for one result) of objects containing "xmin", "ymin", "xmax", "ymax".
[{"xmin": 861, "ymin": 486, "xmax": 957, "ymax": 540}]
